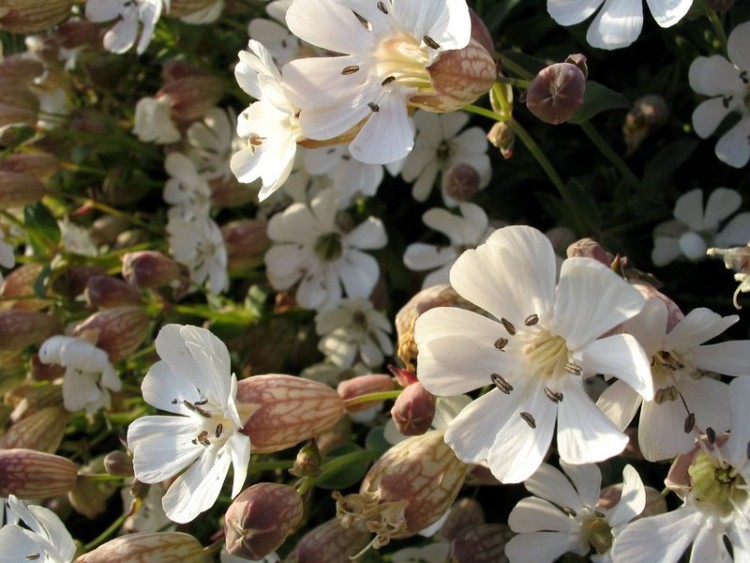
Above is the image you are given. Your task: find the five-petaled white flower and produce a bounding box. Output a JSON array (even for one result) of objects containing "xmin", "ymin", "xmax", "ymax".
[
  {"xmin": 127, "ymin": 324, "xmax": 252, "ymax": 524},
  {"xmin": 415, "ymin": 225, "xmax": 653, "ymax": 484},
  {"xmin": 85, "ymin": 0, "xmax": 165, "ymax": 55},
  {"xmin": 167, "ymin": 215, "xmax": 229, "ymax": 295},
  {"xmin": 547, "ymin": 0, "xmax": 693, "ymax": 50},
  {"xmin": 133, "ymin": 96, "xmax": 180, "ymax": 145}
]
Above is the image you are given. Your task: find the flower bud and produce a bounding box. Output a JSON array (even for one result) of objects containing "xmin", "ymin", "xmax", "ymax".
[
  {"xmin": 0, "ymin": 405, "xmax": 70, "ymax": 453},
  {"xmin": 290, "ymin": 440, "xmax": 322, "ymax": 478},
  {"xmin": 449, "ymin": 523, "xmax": 513, "ymax": 563},
  {"xmin": 0, "ymin": 263, "xmax": 52, "ymax": 311},
  {"xmin": 72, "ymin": 305, "xmax": 150, "ymax": 363},
  {"xmin": 158, "ymin": 61, "xmax": 224, "ymax": 122},
  {"xmin": 486, "ymin": 121, "xmax": 515, "ymax": 159},
  {"xmin": 0, "ymin": 152, "xmax": 58, "ymax": 180},
  {"xmin": 70, "ymin": 456, "xmax": 119, "ymax": 518},
  {"xmin": 77, "ymin": 532, "xmax": 208, "ymax": 563},
  {"xmin": 0, "ymin": 171, "xmax": 46, "ymax": 207},
  {"xmin": 566, "ymin": 237, "xmax": 613, "ymax": 265},
  {"xmin": 55, "ymin": 19, "xmax": 102, "ymax": 50},
  {"xmin": 237, "ymin": 374, "xmax": 345, "ymax": 453},
  {"xmin": 103, "ymin": 451, "xmax": 134, "ymax": 477},
  {"xmin": 526, "ymin": 60, "xmax": 586, "ymax": 125},
  {"xmin": 51, "ymin": 265, "xmax": 105, "ymax": 299},
  {"xmin": 623, "ymin": 94, "xmax": 669, "ymax": 154},
  {"xmin": 0, "ymin": 310, "xmax": 59, "ymax": 352},
  {"xmin": 210, "ymin": 176, "xmax": 257, "ymax": 208},
  {"xmin": 335, "ymin": 430, "xmax": 467, "ymax": 549},
  {"xmin": 0, "ymin": 448, "xmax": 78, "ymax": 498},
  {"xmin": 90, "ymin": 215, "xmax": 130, "ymax": 246},
  {"xmin": 391, "ymin": 382, "xmax": 435, "ymax": 436},
  {"xmin": 442, "ymin": 163, "xmax": 480, "ymax": 202},
  {"xmin": 122, "ymin": 250, "xmax": 180, "ymax": 289},
  {"xmin": 222, "ymin": 218, "xmax": 271, "ymax": 272},
  {"xmin": 315, "ymin": 415, "xmax": 352, "ymax": 456},
  {"xmin": 337, "ymin": 374, "xmax": 395, "ymax": 414},
  {"xmin": 284, "ymin": 518, "xmax": 372, "ymax": 563},
  {"xmin": 0, "ymin": 0, "xmax": 73, "ymax": 33},
  {"xmin": 225, "ymin": 483, "xmax": 304, "ymax": 559},
  {"xmin": 0, "ymin": 56, "xmax": 44, "ymax": 83},
  {"xmin": 85, "ymin": 275, "xmax": 142, "ymax": 308},
  {"xmin": 164, "ymin": 0, "xmax": 217, "ymax": 17},
  {"xmin": 438, "ymin": 497, "xmax": 485, "ymax": 541}
]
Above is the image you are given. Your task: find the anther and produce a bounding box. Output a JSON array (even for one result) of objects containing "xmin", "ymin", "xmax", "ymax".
[
  {"xmin": 368, "ymin": 102, "xmax": 380, "ymax": 112},
  {"xmin": 195, "ymin": 398, "xmax": 208, "ymax": 406},
  {"xmin": 215, "ymin": 424, "xmax": 224, "ymax": 438},
  {"xmin": 520, "ymin": 411, "xmax": 536, "ymax": 429},
  {"xmin": 26, "ymin": 555, "xmax": 41, "ymax": 561},
  {"xmin": 500, "ymin": 317, "xmax": 516, "ymax": 335},
  {"xmin": 494, "ymin": 337, "xmax": 508, "ymax": 350},
  {"xmin": 381, "ymin": 75, "xmax": 396, "ymax": 86},
  {"xmin": 565, "ymin": 362, "xmax": 582, "ymax": 376},
  {"xmin": 491, "ymin": 373, "xmax": 513, "ymax": 394},
  {"xmin": 684, "ymin": 412, "xmax": 696, "ymax": 434},
  {"xmin": 562, "ymin": 506, "xmax": 577, "ymax": 517},
  {"xmin": 352, "ymin": 12, "xmax": 372, "ymax": 30},
  {"xmin": 543, "ymin": 387, "xmax": 563, "ymax": 403},
  {"xmin": 197, "ymin": 430, "xmax": 211, "ymax": 446},
  {"xmin": 423, "ymin": 35, "xmax": 440, "ymax": 49},
  {"xmin": 706, "ymin": 426, "xmax": 716, "ymax": 444},
  {"xmin": 342, "ymin": 65, "xmax": 360, "ymax": 75},
  {"xmin": 746, "ymin": 441, "xmax": 750, "ymax": 459},
  {"xmin": 594, "ymin": 510, "xmax": 605, "ymax": 518},
  {"xmin": 376, "ymin": 1, "xmax": 388, "ymax": 14},
  {"xmin": 524, "ymin": 314, "xmax": 539, "ymax": 326}
]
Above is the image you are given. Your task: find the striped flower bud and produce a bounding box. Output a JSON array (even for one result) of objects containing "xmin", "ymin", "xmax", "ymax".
[
  {"xmin": 390, "ymin": 382, "xmax": 435, "ymax": 436},
  {"xmin": 103, "ymin": 451, "xmax": 134, "ymax": 477},
  {"xmin": 158, "ymin": 61, "xmax": 224, "ymax": 123},
  {"xmin": 334, "ymin": 430, "xmax": 467, "ymax": 550},
  {"xmin": 168, "ymin": 0, "xmax": 219, "ymax": 18},
  {"xmin": 0, "ymin": 405, "xmax": 70, "ymax": 453},
  {"xmin": 77, "ymin": 532, "xmax": 208, "ymax": 563},
  {"xmin": 526, "ymin": 58, "xmax": 587, "ymax": 125},
  {"xmin": 449, "ymin": 523, "xmax": 514, "ymax": 563},
  {"xmin": 0, "ymin": 310, "xmax": 59, "ymax": 352},
  {"xmin": 121, "ymin": 250, "xmax": 180, "ymax": 289},
  {"xmin": 337, "ymin": 374, "xmax": 394, "ymax": 414},
  {"xmin": 0, "ymin": 0, "xmax": 73, "ymax": 33},
  {"xmin": 487, "ymin": 121, "xmax": 515, "ymax": 159},
  {"xmin": 72, "ymin": 305, "xmax": 150, "ymax": 362},
  {"xmin": 438, "ymin": 497, "xmax": 485, "ymax": 541},
  {"xmin": 0, "ymin": 152, "xmax": 57, "ymax": 180},
  {"xmin": 237, "ymin": 374, "xmax": 345, "ymax": 454},
  {"xmin": 0, "ymin": 448, "xmax": 78, "ymax": 498},
  {"xmin": 0, "ymin": 170, "xmax": 45, "ymax": 207},
  {"xmin": 283, "ymin": 518, "xmax": 372, "ymax": 563},
  {"xmin": 225, "ymin": 483, "xmax": 304, "ymax": 559},
  {"xmin": 222, "ymin": 219, "xmax": 270, "ymax": 272},
  {"xmin": 85, "ymin": 275, "xmax": 142, "ymax": 308}
]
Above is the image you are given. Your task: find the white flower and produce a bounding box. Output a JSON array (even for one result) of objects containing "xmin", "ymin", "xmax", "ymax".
[
  {"xmin": 689, "ymin": 21, "xmax": 750, "ymax": 168},
  {"xmin": 597, "ymin": 298, "xmax": 749, "ymax": 461},
  {"xmin": 186, "ymin": 107, "xmax": 243, "ymax": 181},
  {"xmin": 265, "ymin": 188, "xmax": 387, "ymax": 311},
  {"xmin": 164, "ymin": 152, "xmax": 212, "ymax": 221},
  {"xmin": 133, "ymin": 96, "xmax": 180, "ymax": 144},
  {"xmin": 59, "ymin": 218, "xmax": 98, "ymax": 257},
  {"xmin": 415, "ymin": 225, "xmax": 653, "ymax": 483},
  {"xmin": 168, "ymin": 216, "xmax": 229, "ymax": 295},
  {"xmin": 0, "ymin": 495, "xmax": 76, "ymax": 563},
  {"xmin": 231, "ymin": 39, "xmax": 302, "ymax": 201},
  {"xmin": 506, "ymin": 462, "xmax": 646, "ymax": 563},
  {"xmin": 302, "ymin": 144, "xmax": 385, "ymax": 206},
  {"xmin": 611, "ymin": 377, "xmax": 750, "ymax": 563},
  {"xmin": 401, "ymin": 111, "xmax": 491, "ymax": 203},
  {"xmin": 120, "ymin": 481, "xmax": 174, "ymax": 534},
  {"xmin": 547, "ymin": 0, "xmax": 693, "ymax": 50},
  {"xmin": 39, "ymin": 335, "xmax": 121, "ymax": 415},
  {"xmin": 652, "ymin": 187, "xmax": 750, "ymax": 266},
  {"xmin": 0, "ymin": 230, "xmax": 14, "ymax": 285},
  {"xmin": 85, "ymin": 0, "xmax": 165, "ymax": 55},
  {"xmin": 315, "ymin": 297, "xmax": 393, "ymax": 368},
  {"xmin": 404, "ymin": 203, "xmax": 493, "ymax": 289},
  {"xmin": 126, "ymin": 324, "xmax": 251, "ymax": 524},
  {"xmin": 282, "ymin": 0, "xmax": 471, "ymax": 164}
]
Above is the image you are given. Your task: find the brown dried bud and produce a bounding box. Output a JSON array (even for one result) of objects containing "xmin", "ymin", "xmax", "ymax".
[
  {"xmin": 0, "ymin": 0, "xmax": 73, "ymax": 33},
  {"xmin": 237, "ymin": 374, "xmax": 345, "ymax": 453},
  {"xmin": 0, "ymin": 263, "xmax": 52, "ymax": 311},
  {"xmin": 335, "ymin": 430, "xmax": 467, "ymax": 550},
  {"xmin": 623, "ymin": 94, "xmax": 669, "ymax": 154},
  {"xmin": 283, "ymin": 518, "xmax": 372, "ymax": 563},
  {"xmin": 85, "ymin": 275, "xmax": 142, "ymax": 308},
  {"xmin": 222, "ymin": 218, "xmax": 271, "ymax": 272},
  {"xmin": 337, "ymin": 374, "xmax": 395, "ymax": 414},
  {"xmin": 0, "ymin": 152, "xmax": 58, "ymax": 180},
  {"xmin": 526, "ymin": 60, "xmax": 586, "ymax": 125},
  {"xmin": 76, "ymin": 532, "xmax": 209, "ymax": 563},
  {"xmin": 0, "ymin": 310, "xmax": 59, "ymax": 351},
  {"xmin": 103, "ymin": 451, "xmax": 134, "ymax": 477},
  {"xmin": 0, "ymin": 405, "xmax": 70, "ymax": 452},
  {"xmin": 0, "ymin": 448, "xmax": 78, "ymax": 498},
  {"xmin": 449, "ymin": 523, "xmax": 513, "ymax": 563},
  {"xmin": 122, "ymin": 250, "xmax": 180, "ymax": 289},
  {"xmin": 72, "ymin": 305, "xmax": 150, "ymax": 363},
  {"xmin": 391, "ymin": 382, "xmax": 435, "ymax": 436},
  {"xmin": 566, "ymin": 237, "xmax": 613, "ymax": 265},
  {"xmin": 158, "ymin": 61, "xmax": 224, "ymax": 122},
  {"xmin": 487, "ymin": 121, "xmax": 515, "ymax": 159},
  {"xmin": 438, "ymin": 497, "xmax": 485, "ymax": 541},
  {"xmin": 442, "ymin": 163, "xmax": 480, "ymax": 202},
  {"xmin": 225, "ymin": 483, "xmax": 304, "ymax": 559},
  {"xmin": 0, "ymin": 171, "xmax": 46, "ymax": 207}
]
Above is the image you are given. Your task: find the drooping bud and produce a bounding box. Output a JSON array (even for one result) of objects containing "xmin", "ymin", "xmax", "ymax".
[
  {"xmin": 337, "ymin": 374, "xmax": 395, "ymax": 414},
  {"xmin": 442, "ymin": 163, "xmax": 480, "ymax": 202},
  {"xmin": 225, "ymin": 483, "xmax": 304, "ymax": 559},
  {"xmin": 222, "ymin": 218, "xmax": 271, "ymax": 272},
  {"xmin": 438, "ymin": 497, "xmax": 485, "ymax": 541},
  {"xmin": 334, "ymin": 430, "xmax": 467, "ymax": 550},
  {"xmin": 390, "ymin": 382, "xmax": 435, "ymax": 436},
  {"xmin": 237, "ymin": 374, "xmax": 345, "ymax": 453},
  {"xmin": 72, "ymin": 305, "xmax": 150, "ymax": 362},
  {"xmin": 623, "ymin": 94, "xmax": 669, "ymax": 154},
  {"xmin": 158, "ymin": 61, "xmax": 224, "ymax": 122},
  {"xmin": 526, "ymin": 58, "xmax": 587, "ymax": 125},
  {"xmin": 0, "ymin": 171, "xmax": 46, "ymax": 207},
  {"xmin": 0, "ymin": 405, "xmax": 70, "ymax": 452},
  {"xmin": 449, "ymin": 523, "xmax": 514, "ymax": 563},
  {"xmin": 283, "ymin": 518, "xmax": 372, "ymax": 563},
  {"xmin": 103, "ymin": 450, "xmax": 134, "ymax": 477},
  {"xmin": 0, "ymin": 0, "xmax": 73, "ymax": 33},
  {"xmin": 487, "ymin": 121, "xmax": 515, "ymax": 159},
  {"xmin": 0, "ymin": 152, "xmax": 58, "ymax": 180},
  {"xmin": 0, "ymin": 448, "xmax": 78, "ymax": 498},
  {"xmin": 85, "ymin": 275, "xmax": 142, "ymax": 308},
  {"xmin": 0, "ymin": 310, "xmax": 59, "ymax": 352},
  {"xmin": 76, "ymin": 532, "xmax": 209, "ymax": 563},
  {"xmin": 122, "ymin": 250, "xmax": 181, "ymax": 289}
]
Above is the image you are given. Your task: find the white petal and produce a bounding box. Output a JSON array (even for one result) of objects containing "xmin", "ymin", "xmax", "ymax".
[
  {"xmin": 607, "ymin": 464, "xmax": 646, "ymax": 529},
  {"xmin": 651, "ymin": 235, "xmax": 682, "ymax": 266},
  {"xmin": 508, "ymin": 497, "xmax": 578, "ymax": 533},
  {"xmin": 673, "ymin": 189, "xmax": 704, "ymax": 231},
  {"xmin": 404, "ymin": 244, "xmax": 456, "ymax": 271},
  {"xmin": 580, "ymin": 334, "xmax": 653, "ymax": 400},
  {"xmin": 596, "ymin": 379, "xmax": 642, "ymax": 431},
  {"xmin": 345, "ymin": 217, "xmax": 387, "ymax": 250},
  {"xmin": 728, "ymin": 21, "xmax": 750, "ymax": 71},
  {"xmin": 703, "ymin": 187, "xmax": 741, "ymax": 231},
  {"xmin": 349, "ymin": 91, "xmax": 414, "ymax": 165},
  {"xmin": 547, "ymin": 0, "xmax": 604, "ymax": 26},
  {"xmin": 692, "ymin": 97, "xmax": 733, "ymax": 138},
  {"xmin": 715, "ymin": 213, "xmax": 750, "ymax": 247},
  {"xmin": 505, "ymin": 531, "xmax": 583, "ymax": 563},
  {"xmin": 645, "ymin": 0, "xmax": 692, "ymax": 28},
  {"xmin": 667, "ymin": 308, "xmax": 737, "ymax": 351},
  {"xmin": 559, "ymin": 460, "xmax": 602, "ymax": 508},
  {"xmin": 524, "ymin": 463, "xmax": 587, "ymax": 513},
  {"xmin": 724, "ymin": 377, "xmax": 750, "ymax": 467},
  {"xmin": 127, "ymin": 416, "xmax": 203, "ymax": 483},
  {"xmin": 715, "ymin": 117, "xmax": 750, "ymax": 168},
  {"xmin": 691, "ymin": 522, "xmax": 732, "ymax": 563},
  {"xmin": 228, "ymin": 433, "xmax": 252, "ymax": 498},
  {"xmin": 586, "ymin": 0, "xmax": 643, "ymax": 50},
  {"xmin": 285, "ymin": 0, "xmax": 374, "ymax": 53},
  {"xmin": 638, "ymin": 395, "xmax": 695, "ymax": 462},
  {"xmin": 337, "ymin": 249, "xmax": 379, "ymax": 298},
  {"xmin": 692, "ymin": 340, "xmax": 750, "ymax": 376}
]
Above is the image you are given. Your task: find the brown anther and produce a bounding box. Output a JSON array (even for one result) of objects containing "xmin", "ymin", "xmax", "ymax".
[
  {"xmin": 26, "ymin": 555, "xmax": 41, "ymax": 561},
  {"xmin": 565, "ymin": 362, "xmax": 582, "ymax": 376},
  {"xmin": 381, "ymin": 76, "xmax": 396, "ymax": 86},
  {"xmin": 500, "ymin": 317, "xmax": 516, "ymax": 335},
  {"xmin": 524, "ymin": 314, "xmax": 539, "ymax": 326},
  {"xmin": 353, "ymin": 12, "xmax": 371, "ymax": 29},
  {"xmin": 215, "ymin": 424, "xmax": 224, "ymax": 438},
  {"xmin": 423, "ymin": 35, "xmax": 440, "ymax": 49},
  {"xmin": 490, "ymin": 373, "xmax": 513, "ymax": 394},
  {"xmin": 368, "ymin": 102, "xmax": 380, "ymax": 112},
  {"xmin": 562, "ymin": 506, "xmax": 576, "ymax": 517},
  {"xmin": 197, "ymin": 431, "xmax": 211, "ymax": 446},
  {"xmin": 706, "ymin": 427, "xmax": 716, "ymax": 443},
  {"xmin": 683, "ymin": 412, "xmax": 696, "ymax": 434},
  {"xmin": 543, "ymin": 387, "xmax": 563, "ymax": 403},
  {"xmin": 342, "ymin": 65, "xmax": 360, "ymax": 75},
  {"xmin": 376, "ymin": 1, "xmax": 388, "ymax": 14},
  {"xmin": 493, "ymin": 337, "xmax": 508, "ymax": 350},
  {"xmin": 195, "ymin": 398, "xmax": 208, "ymax": 406},
  {"xmin": 520, "ymin": 412, "xmax": 536, "ymax": 429}
]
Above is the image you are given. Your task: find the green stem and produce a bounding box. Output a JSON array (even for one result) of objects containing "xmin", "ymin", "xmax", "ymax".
[
  {"xmin": 78, "ymin": 473, "xmax": 126, "ymax": 483},
  {"xmin": 343, "ymin": 389, "xmax": 402, "ymax": 408},
  {"xmin": 497, "ymin": 53, "xmax": 535, "ymax": 80},
  {"xmin": 577, "ymin": 121, "xmax": 643, "ymax": 193},
  {"xmin": 82, "ymin": 511, "xmax": 129, "ymax": 551},
  {"xmin": 701, "ymin": 0, "xmax": 728, "ymax": 54},
  {"xmin": 496, "ymin": 76, "xmax": 531, "ymax": 89},
  {"xmin": 462, "ymin": 103, "xmax": 504, "ymax": 122}
]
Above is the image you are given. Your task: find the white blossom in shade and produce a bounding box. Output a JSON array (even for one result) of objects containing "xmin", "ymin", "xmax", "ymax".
[
  {"xmin": 85, "ymin": 0, "xmax": 165, "ymax": 55},
  {"xmin": 126, "ymin": 324, "xmax": 252, "ymax": 524},
  {"xmin": 180, "ymin": 0, "xmax": 224, "ymax": 24},
  {"xmin": 597, "ymin": 298, "xmax": 749, "ymax": 462},
  {"xmin": 400, "ymin": 111, "xmax": 491, "ymax": 203},
  {"xmin": 302, "ymin": 144, "xmax": 384, "ymax": 206},
  {"xmin": 404, "ymin": 203, "xmax": 493, "ymax": 289},
  {"xmin": 167, "ymin": 216, "xmax": 229, "ymax": 295},
  {"xmin": 186, "ymin": 107, "xmax": 242, "ymax": 181},
  {"xmin": 651, "ymin": 187, "xmax": 750, "ymax": 266},
  {"xmin": 120, "ymin": 481, "xmax": 174, "ymax": 534},
  {"xmin": 0, "ymin": 230, "xmax": 14, "ymax": 285},
  {"xmin": 611, "ymin": 377, "xmax": 750, "ymax": 563},
  {"xmin": 59, "ymin": 219, "xmax": 98, "ymax": 257},
  {"xmin": 231, "ymin": 39, "xmax": 302, "ymax": 202},
  {"xmin": 689, "ymin": 21, "xmax": 750, "ymax": 168},
  {"xmin": 39, "ymin": 335, "xmax": 121, "ymax": 415},
  {"xmin": 0, "ymin": 495, "xmax": 76, "ymax": 563},
  {"xmin": 547, "ymin": 0, "xmax": 693, "ymax": 50},
  {"xmin": 133, "ymin": 96, "xmax": 180, "ymax": 144},
  {"xmin": 707, "ymin": 243, "xmax": 750, "ymax": 309},
  {"xmin": 264, "ymin": 188, "xmax": 387, "ymax": 311},
  {"xmin": 414, "ymin": 225, "xmax": 653, "ymax": 484},
  {"xmin": 315, "ymin": 297, "xmax": 393, "ymax": 368},
  {"xmin": 282, "ymin": 0, "xmax": 471, "ymax": 165},
  {"xmin": 506, "ymin": 462, "xmax": 646, "ymax": 563},
  {"xmin": 163, "ymin": 152, "xmax": 212, "ymax": 221}
]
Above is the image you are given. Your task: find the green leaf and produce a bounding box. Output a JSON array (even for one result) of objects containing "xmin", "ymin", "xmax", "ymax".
[
  {"xmin": 565, "ymin": 178, "xmax": 602, "ymax": 233},
  {"xmin": 315, "ymin": 444, "xmax": 372, "ymax": 490},
  {"xmin": 642, "ymin": 138, "xmax": 699, "ymax": 192},
  {"xmin": 568, "ymin": 81, "xmax": 631, "ymax": 124},
  {"xmin": 365, "ymin": 426, "xmax": 391, "ymax": 458},
  {"xmin": 23, "ymin": 203, "xmax": 60, "ymax": 255}
]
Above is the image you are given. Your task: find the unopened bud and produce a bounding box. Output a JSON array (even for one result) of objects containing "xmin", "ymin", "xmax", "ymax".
[
  {"xmin": 290, "ymin": 440, "xmax": 322, "ymax": 478},
  {"xmin": 566, "ymin": 237, "xmax": 613, "ymax": 265},
  {"xmin": 122, "ymin": 250, "xmax": 180, "ymax": 289},
  {"xmin": 526, "ymin": 59, "xmax": 586, "ymax": 125},
  {"xmin": 443, "ymin": 163, "xmax": 480, "ymax": 202},
  {"xmin": 623, "ymin": 94, "xmax": 669, "ymax": 154},
  {"xmin": 284, "ymin": 518, "xmax": 372, "ymax": 563},
  {"xmin": 72, "ymin": 305, "xmax": 150, "ymax": 362},
  {"xmin": 0, "ymin": 448, "xmax": 78, "ymax": 498},
  {"xmin": 237, "ymin": 374, "xmax": 345, "ymax": 453},
  {"xmin": 103, "ymin": 451, "xmax": 134, "ymax": 477},
  {"xmin": 77, "ymin": 532, "xmax": 208, "ymax": 563},
  {"xmin": 487, "ymin": 121, "xmax": 514, "ymax": 159},
  {"xmin": 70, "ymin": 456, "xmax": 119, "ymax": 518},
  {"xmin": 315, "ymin": 415, "xmax": 352, "ymax": 457},
  {"xmin": 0, "ymin": 0, "xmax": 73, "ymax": 33},
  {"xmin": 391, "ymin": 382, "xmax": 435, "ymax": 436},
  {"xmin": 168, "ymin": 0, "xmax": 218, "ymax": 17},
  {"xmin": 0, "ymin": 152, "xmax": 57, "ymax": 180},
  {"xmin": 0, "ymin": 405, "xmax": 70, "ymax": 453},
  {"xmin": 85, "ymin": 275, "xmax": 142, "ymax": 308},
  {"xmin": 0, "ymin": 310, "xmax": 59, "ymax": 351},
  {"xmin": 449, "ymin": 523, "xmax": 513, "ymax": 563},
  {"xmin": 55, "ymin": 19, "xmax": 101, "ymax": 49},
  {"xmin": 0, "ymin": 263, "xmax": 52, "ymax": 311},
  {"xmin": 0, "ymin": 56, "xmax": 44, "ymax": 83},
  {"xmin": 0, "ymin": 171, "xmax": 45, "ymax": 207},
  {"xmin": 337, "ymin": 374, "xmax": 395, "ymax": 414},
  {"xmin": 438, "ymin": 497, "xmax": 485, "ymax": 541},
  {"xmin": 158, "ymin": 61, "xmax": 224, "ymax": 122},
  {"xmin": 52, "ymin": 265, "xmax": 105, "ymax": 299},
  {"xmin": 210, "ymin": 176, "xmax": 257, "ymax": 208},
  {"xmin": 225, "ymin": 483, "xmax": 304, "ymax": 559},
  {"xmin": 222, "ymin": 219, "xmax": 271, "ymax": 272}
]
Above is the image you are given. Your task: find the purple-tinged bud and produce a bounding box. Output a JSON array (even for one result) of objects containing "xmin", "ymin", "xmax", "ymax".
[
  {"xmin": 0, "ymin": 310, "xmax": 59, "ymax": 351},
  {"xmin": 0, "ymin": 81, "xmax": 38, "ymax": 130},
  {"xmin": 283, "ymin": 518, "xmax": 372, "ymax": 563},
  {"xmin": 0, "ymin": 56, "xmax": 44, "ymax": 83},
  {"xmin": 210, "ymin": 176, "xmax": 257, "ymax": 208},
  {"xmin": 623, "ymin": 94, "xmax": 669, "ymax": 154},
  {"xmin": 222, "ymin": 219, "xmax": 271, "ymax": 272},
  {"xmin": 77, "ymin": 532, "xmax": 208, "ymax": 563},
  {"xmin": 225, "ymin": 483, "xmax": 304, "ymax": 559},
  {"xmin": 0, "ymin": 448, "xmax": 78, "ymax": 498},
  {"xmin": 90, "ymin": 215, "xmax": 130, "ymax": 246},
  {"xmin": 85, "ymin": 275, "xmax": 142, "ymax": 308},
  {"xmin": 438, "ymin": 497, "xmax": 485, "ymax": 541},
  {"xmin": 631, "ymin": 282, "xmax": 684, "ymax": 331},
  {"xmin": 237, "ymin": 374, "xmax": 345, "ymax": 453},
  {"xmin": 0, "ymin": 263, "xmax": 52, "ymax": 311},
  {"xmin": 122, "ymin": 250, "xmax": 180, "ymax": 289},
  {"xmin": 72, "ymin": 305, "xmax": 150, "ymax": 362},
  {"xmin": 0, "ymin": 0, "xmax": 73, "ymax": 33},
  {"xmin": 443, "ymin": 163, "xmax": 480, "ymax": 202},
  {"xmin": 526, "ymin": 59, "xmax": 586, "ymax": 125},
  {"xmin": 0, "ymin": 152, "xmax": 57, "ymax": 180},
  {"xmin": 487, "ymin": 121, "xmax": 515, "ymax": 159},
  {"xmin": 158, "ymin": 61, "xmax": 224, "ymax": 122},
  {"xmin": 52, "ymin": 265, "xmax": 105, "ymax": 299},
  {"xmin": 0, "ymin": 405, "xmax": 70, "ymax": 453},
  {"xmin": 337, "ymin": 374, "xmax": 395, "ymax": 414},
  {"xmin": 55, "ymin": 19, "xmax": 101, "ymax": 50},
  {"xmin": 449, "ymin": 523, "xmax": 513, "ymax": 563},
  {"xmin": 0, "ymin": 171, "xmax": 46, "ymax": 207},
  {"xmin": 566, "ymin": 237, "xmax": 613, "ymax": 265},
  {"xmin": 103, "ymin": 451, "xmax": 134, "ymax": 477},
  {"xmin": 391, "ymin": 382, "xmax": 435, "ymax": 436}
]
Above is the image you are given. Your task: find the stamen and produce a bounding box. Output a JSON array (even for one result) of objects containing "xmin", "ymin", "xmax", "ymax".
[
  {"xmin": 342, "ymin": 65, "xmax": 360, "ymax": 75},
  {"xmin": 706, "ymin": 426, "xmax": 716, "ymax": 443},
  {"xmin": 376, "ymin": 1, "xmax": 388, "ymax": 14},
  {"xmin": 562, "ymin": 506, "xmax": 577, "ymax": 517},
  {"xmin": 26, "ymin": 555, "xmax": 41, "ymax": 561},
  {"xmin": 352, "ymin": 11, "xmax": 372, "ymax": 30},
  {"xmin": 197, "ymin": 431, "xmax": 211, "ymax": 446},
  {"xmin": 524, "ymin": 314, "xmax": 539, "ymax": 326},
  {"xmin": 500, "ymin": 317, "xmax": 516, "ymax": 335},
  {"xmin": 184, "ymin": 400, "xmax": 211, "ymax": 418},
  {"xmin": 381, "ymin": 75, "xmax": 396, "ymax": 86},
  {"xmin": 368, "ymin": 102, "xmax": 380, "ymax": 112},
  {"xmin": 684, "ymin": 412, "xmax": 696, "ymax": 433},
  {"xmin": 423, "ymin": 35, "xmax": 440, "ymax": 49},
  {"xmin": 594, "ymin": 509, "xmax": 605, "ymax": 518},
  {"xmin": 494, "ymin": 337, "xmax": 508, "ymax": 350},
  {"xmin": 195, "ymin": 398, "xmax": 208, "ymax": 406},
  {"xmin": 215, "ymin": 423, "xmax": 224, "ymax": 438},
  {"xmin": 520, "ymin": 411, "xmax": 536, "ymax": 428},
  {"xmin": 491, "ymin": 373, "xmax": 513, "ymax": 394},
  {"xmin": 543, "ymin": 387, "xmax": 563, "ymax": 403},
  {"xmin": 565, "ymin": 362, "xmax": 582, "ymax": 376}
]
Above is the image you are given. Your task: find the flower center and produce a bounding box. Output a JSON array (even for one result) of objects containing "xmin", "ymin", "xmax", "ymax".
[
  {"xmin": 582, "ymin": 512, "xmax": 613, "ymax": 555},
  {"xmin": 314, "ymin": 232, "xmax": 344, "ymax": 262},
  {"xmin": 183, "ymin": 399, "xmax": 234, "ymax": 450},
  {"xmin": 689, "ymin": 451, "xmax": 749, "ymax": 517},
  {"xmin": 373, "ymin": 33, "xmax": 434, "ymax": 93},
  {"xmin": 519, "ymin": 326, "xmax": 572, "ymax": 380}
]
